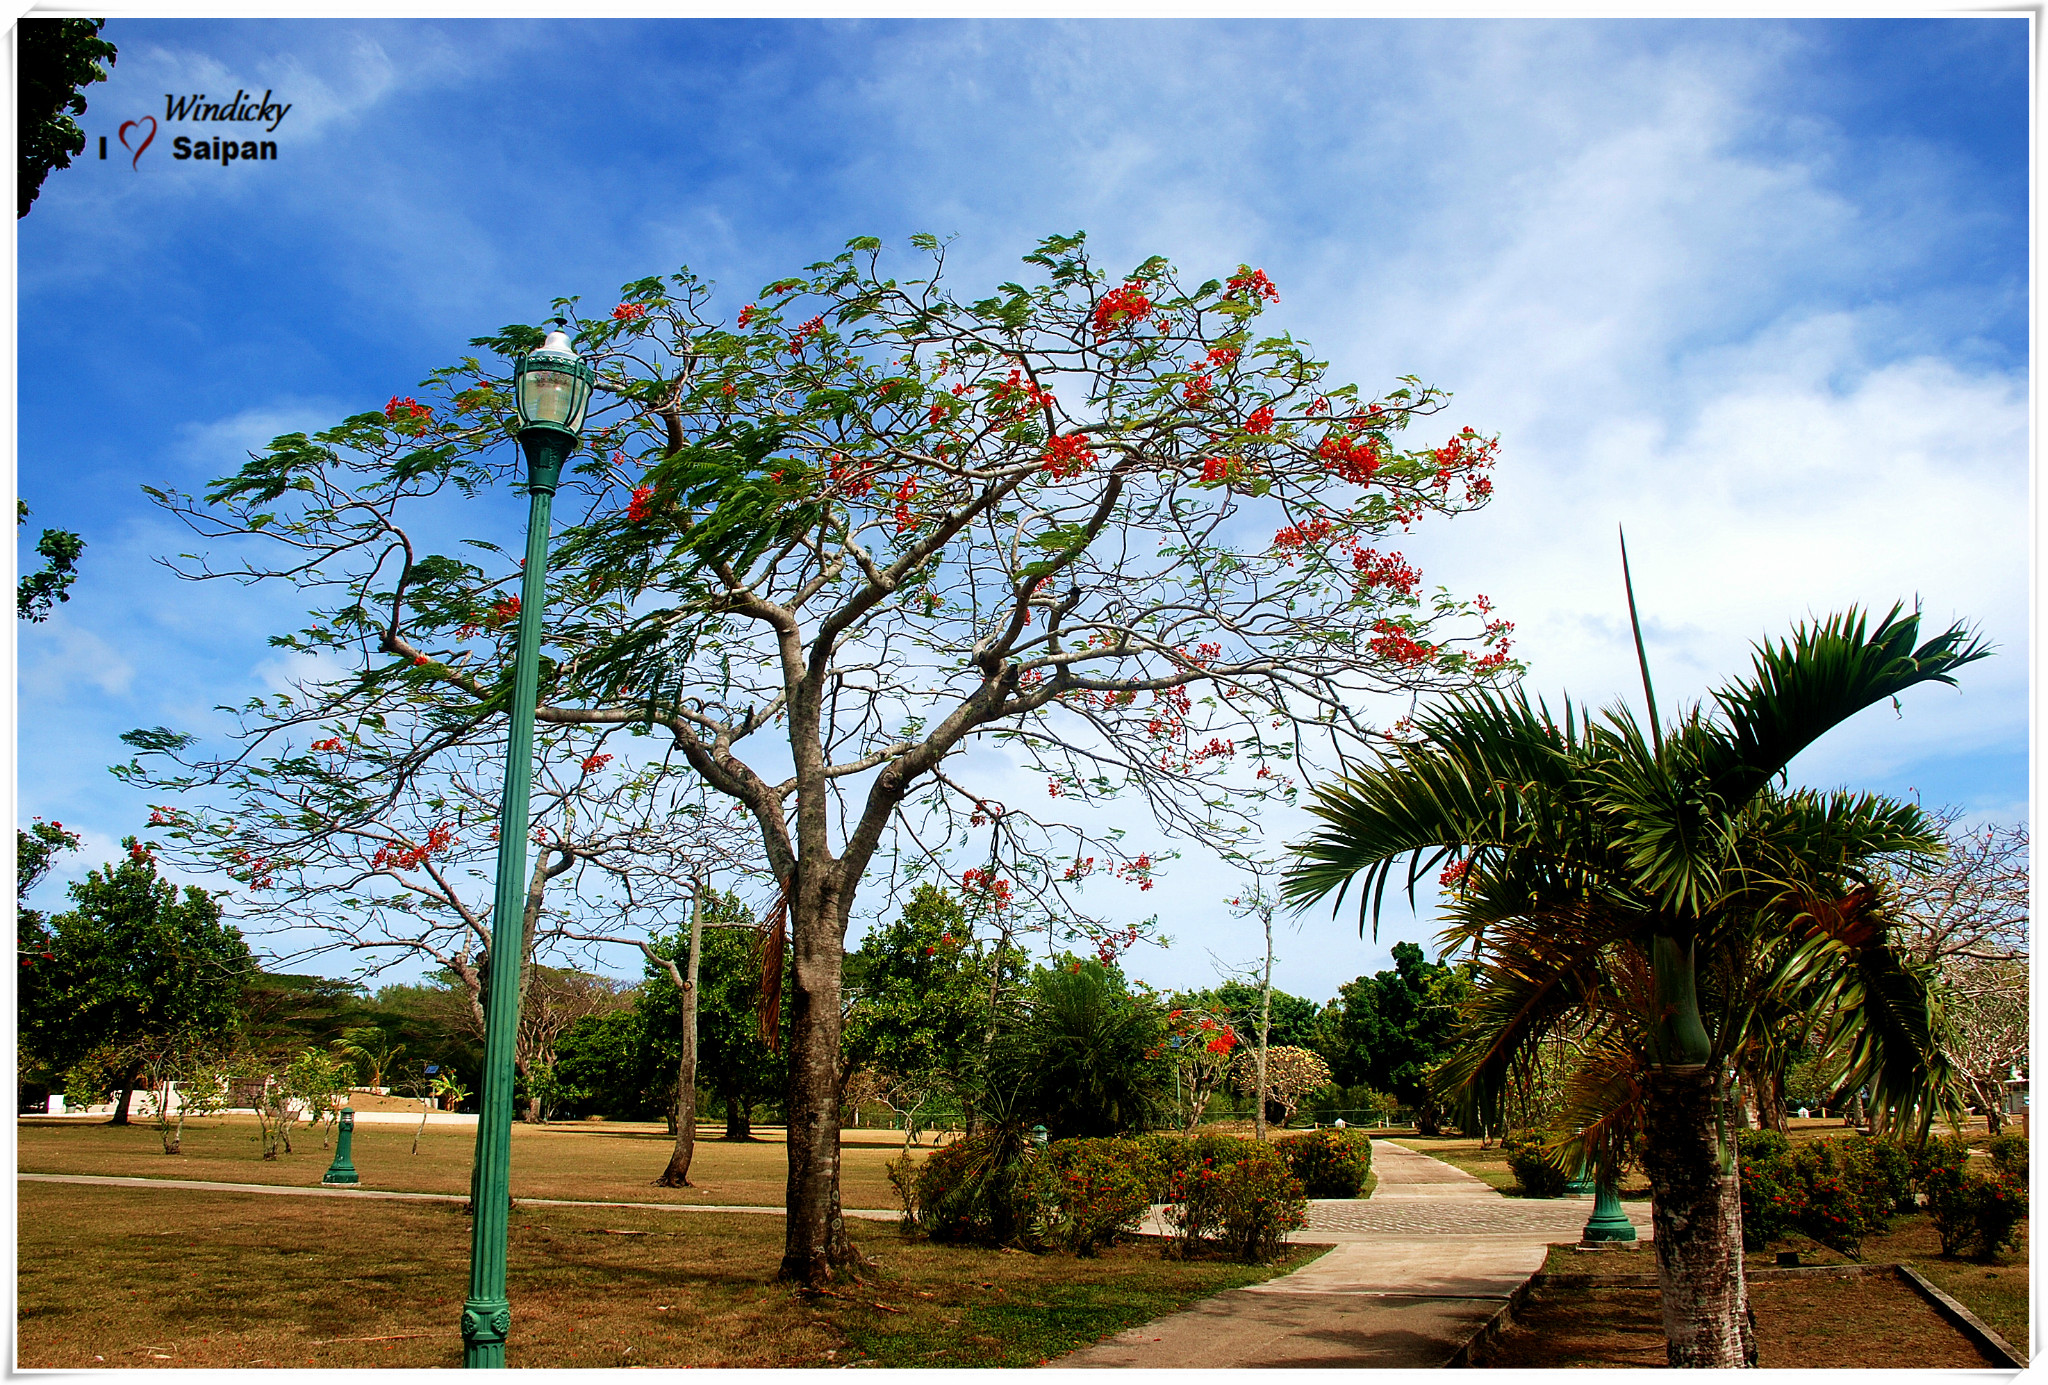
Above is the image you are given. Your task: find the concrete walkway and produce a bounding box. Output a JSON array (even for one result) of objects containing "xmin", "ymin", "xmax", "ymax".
[{"xmin": 1050, "ymin": 1139, "xmax": 1655, "ymax": 1369}]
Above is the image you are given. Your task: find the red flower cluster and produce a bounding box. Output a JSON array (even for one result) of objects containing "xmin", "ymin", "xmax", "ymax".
[
  {"xmin": 1432, "ymin": 427, "xmax": 1502, "ymax": 502},
  {"xmin": 581, "ymin": 752, "xmax": 614, "ymax": 774},
  {"xmin": 1206, "ymin": 345, "xmax": 1241, "ymax": 369},
  {"xmin": 611, "ymin": 303, "xmax": 646, "ymax": 321},
  {"xmin": 1271, "ymin": 516, "xmax": 1336, "ymax": 562},
  {"xmin": 1243, "ymin": 405, "xmax": 1275, "ymax": 435},
  {"xmin": 1369, "ymin": 620, "xmax": 1436, "ymax": 666},
  {"xmin": 1318, "ymin": 432, "xmax": 1380, "ymax": 486},
  {"xmin": 829, "ymin": 454, "xmax": 873, "ymax": 498},
  {"xmin": 1091, "ymin": 281, "xmax": 1152, "ymax": 336},
  {"xmin": 385, "ymin": 396, "xmax": 431, "ymax": 421},
  {"xmin": 310, "ymin": 737, "xmax": 344, "ymax": 753},
  {"xmin": 1041, "ymin": 432, "xmax": 1098, "ymax": 480},
  {"xmin": 147, "ymin": 806, "xmax": 174, "ymax": 825},
  {"xmin": 627, "ymin": 484, "xmax": 656, "ymax": 522},
  {"xmin": 893, "ymin": 474, "xmax": 919, "ymax": 533},
  {"xmin": 1145, "ymin": 685, "xmax": 1192, "ymax": 741},
  {"xmin": 488, "ymin": 596, "xmax": 521, "ymax": 628},
  {"xmin": 1226, "ymin": 267, "xmax": 1280, "ymax": 302},
  {"xmin": 129, "ymin": 841, "xmax": 153, "ymax": 863},
  {"xmin": 372, "ymin": 822, "xmax": 456, "ymax": 872},
  {"xmin": 1438, "ymin": 858, "xmax": 1471, "ymax": 889},
  {"xmin": 1062, "ymin": 856, "xmax": 1097, "ymax": 882},
  {"xmin": 1182, "ymin": 373, "xmax": 1213, "ymax": 407},
  {"xmin": 1093, "ymin": 922, "xmax": 1143, "ymax": 967},
  {"xmin": 990, "ymin": 367, "xmax": 1056, "ymax": 419},
  {"xmin": 736, "ymin": 304, "xmax": 757, "ymax": 327},
  {"xmin": 960, "ymin": 867, "xmax": 1013, "ymax": 911},
  {"xmin": 787, "ymin": 315, "xmax": 825, "ymax": 355},
  {"xmin": 1350, "ymin": 547, "xmax": 1422, "ymax": 596},
  {"xmin": 1113, "ymin": 853, "xmax": 1155, "ymax": 891}
]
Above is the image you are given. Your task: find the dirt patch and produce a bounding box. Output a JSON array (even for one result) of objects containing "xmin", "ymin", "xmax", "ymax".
[{"xmin": 1481, "ymin": 1270, "xmax": 2007, "ymax": 1368}]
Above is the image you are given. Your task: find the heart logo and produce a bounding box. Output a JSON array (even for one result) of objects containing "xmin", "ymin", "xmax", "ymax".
[{"xmin": 118, "ymin": 117, "xmax": 156, "ymax": 169}]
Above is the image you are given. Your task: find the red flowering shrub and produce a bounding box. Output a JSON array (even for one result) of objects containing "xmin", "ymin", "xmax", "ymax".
[
  {"xmin": 1023, "ymin": 1138, "xmax": 1163, "ymax": 1255},
  {"xmin": 1275, "ymin": 1128, "xmax": 1373, "ymax": 1198}
]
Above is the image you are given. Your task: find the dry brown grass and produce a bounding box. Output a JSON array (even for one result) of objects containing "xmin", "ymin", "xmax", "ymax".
[
  {"xmin": 19, "ymin": 1115, "xmax": 920, "ymax": 1210},
  {"xmin": 15, "ymin": 1181, "xmax": 1316, "ymax": 1369}
]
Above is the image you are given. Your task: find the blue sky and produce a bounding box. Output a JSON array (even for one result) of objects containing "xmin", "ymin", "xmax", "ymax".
[{"xmin": 15, "ymin": 17, "xmax": 2031, "ymax": 1004}]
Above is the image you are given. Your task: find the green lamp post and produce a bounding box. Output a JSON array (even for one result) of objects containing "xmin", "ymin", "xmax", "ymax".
[
  {"xmin": 1580, "ymin": 1168, "xmax": 1639, "ymax": 1244},
  {"xmin": 322, "ymin": 1106, "xmax": 360, "ymax": 1185},
  {"xmin": 459, "ymin": 319, "xmax": 593, "ymax": 1370}
]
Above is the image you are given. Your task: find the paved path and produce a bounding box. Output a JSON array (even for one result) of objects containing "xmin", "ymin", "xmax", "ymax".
[{"xmin": 1050, "ymin": 1139, "xmax": 1654, "ymax": 1369}]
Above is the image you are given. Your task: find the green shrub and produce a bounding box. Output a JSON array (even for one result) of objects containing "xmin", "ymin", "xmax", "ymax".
[
  {"xmin": 1919, "ymin": 1134, "xmax": 2028, "ymax": 1260},
  {"xmin": 1136, "ymin": 1132, "xmax": 1265, "ymax": 1201},
  {"xmin": 1852, "ymin": 1137, "xmax": 1918, "ymax": 1214},
  {"xmin": 1926, "ymin": 1172, "xmax": 2028, "ymax": 1260},
  {"xmin": 890, "ymin": 1127, "xmax": 1034, "ymax": 1245},
  {"xmin": 1024, "ymin": 1137, "xmax": 1162, "ymax": 1255},
  {"xmin": 1987, "ymin": 1131, "xmax": 2029, "ymax": 1178},
  {"xmin": 1738, "ymin": 1130, "xmax": 1796, "ymax": 1251},
  {"xmin": 1500, "ymin": 1131, "xmax": 1569, "ymax": 1198},
  {"xmin": 1783, "ymin": 1138, "xmax": 1886, "ymax": 1259},
  {"xmin": 1274, "ymin": 1128, "xmax": 1373, "ymax": 1198},
  {"xmin": 1738, "ymin": 1132, "xmax": 1894, "ymax": 1258},
  {"xmin": 1162, "ymin": 1140, "xmax": 1305, "ymax": 1262}
]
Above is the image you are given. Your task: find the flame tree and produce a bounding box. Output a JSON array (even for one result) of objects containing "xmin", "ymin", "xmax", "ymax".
[{"xmin": 145, "ymin": 232, "xmax": 1512, "ymax": 1284}]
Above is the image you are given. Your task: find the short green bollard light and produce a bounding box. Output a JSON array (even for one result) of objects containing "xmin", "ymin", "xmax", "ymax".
[
  {"xmin": 1031, "ymin": 1124, "xmax": 1049, "ymax": 1148},
  {"xmin": 323, "ymin": 1107, "xmax": 361, "ymax": 1186},
  {"xmin": 1580, "ymin": 1172, "xmax": 1637, "ymax": 1243}
]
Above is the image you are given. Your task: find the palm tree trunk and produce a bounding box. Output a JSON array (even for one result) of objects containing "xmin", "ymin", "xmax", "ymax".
[{"xmin": 1642, "ymin": 1065, "xmax": 1755, "ymax": 1367}]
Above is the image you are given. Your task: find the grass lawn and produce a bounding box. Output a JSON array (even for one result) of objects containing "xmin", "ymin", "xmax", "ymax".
[
  {"xmin": 15, "ymin": 1181, "xmax": 1319, "ymax": 1369},
  {"xmin": 19, "ymin": 1115, "xmax": 921, "ymax": 1210}
]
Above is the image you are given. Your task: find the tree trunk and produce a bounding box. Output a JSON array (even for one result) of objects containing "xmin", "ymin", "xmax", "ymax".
[
  {"xmin": 655, "ymin": 884, "xmax": 705, "ymax": 1188},
  {"xmin": 107, "ymin": 1067, "xmax": 138, "ymax": 1126},
  {"xmin": 1255, "ymin": 905, "xmax": 1273, "ymax": 1143},
  {"xmin": 1642, "ymin": 1065, "xmax": 1754, "ymax": 1368},
  {"xmin": 1761, "ymin": 1068, "xmax": 1789, "ymax": 1135},
  {"xmin": 723, "ymin": 1097, "xmax": 752, "ymax": 1142},
  {"xmin": 778, "ymin": 876, "xmax": 858, "ymax": 1285}
]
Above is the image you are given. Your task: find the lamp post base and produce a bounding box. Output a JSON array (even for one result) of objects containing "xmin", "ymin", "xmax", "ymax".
[
  {"xmin": 1581, "ymin": 1177, "xmax": 1639, "ymax": 1243},
  {"xmin": 461, "ymin": 1298, "xmax": 511, "ymax": 1368}
]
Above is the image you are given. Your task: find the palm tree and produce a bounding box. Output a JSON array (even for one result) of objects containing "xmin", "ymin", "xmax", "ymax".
[{"xmin": 1284, "ymin": 604, "xmax": 1983, "ymax": 1367}]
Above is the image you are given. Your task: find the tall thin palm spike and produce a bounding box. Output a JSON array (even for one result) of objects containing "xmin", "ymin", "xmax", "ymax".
[{"xmin": 1619, "ymin": 526, "xmax": 1663, "ymax": 757}]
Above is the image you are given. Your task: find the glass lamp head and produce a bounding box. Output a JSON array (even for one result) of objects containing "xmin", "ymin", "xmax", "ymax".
[{"xmin": 514, "ymin": 319, "xmax": 595, "ymax": 438}]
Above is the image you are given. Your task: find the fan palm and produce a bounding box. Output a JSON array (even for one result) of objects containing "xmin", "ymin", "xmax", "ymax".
[{"xmin": 1284, "ymin": 604, "xmax": 1984, "ymax": 1367}]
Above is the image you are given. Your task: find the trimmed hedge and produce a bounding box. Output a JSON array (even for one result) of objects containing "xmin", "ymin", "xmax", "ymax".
[
  {"xmin": 1500, "ymin": 1131, "xmax": 1569, "ymax": 1198},
  {"xmin": 890, "ymin": 1128, "xmax": 1315, "ymax": 1263},
  {"xmin": 1274, "ymin": 1128, "xmax": 1373, "ymax": 1198}
]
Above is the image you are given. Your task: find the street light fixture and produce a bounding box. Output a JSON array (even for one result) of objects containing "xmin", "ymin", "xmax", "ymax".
[{"xmin": 460, "ymin": 318, "xmax": 593, "ymax": 1369}]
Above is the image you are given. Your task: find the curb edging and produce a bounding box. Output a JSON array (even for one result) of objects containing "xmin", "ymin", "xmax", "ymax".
[{"xmin": 1896, "ymin": 1264, "xmax": 2028, "ymax": 1369}]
